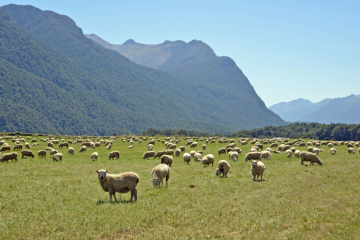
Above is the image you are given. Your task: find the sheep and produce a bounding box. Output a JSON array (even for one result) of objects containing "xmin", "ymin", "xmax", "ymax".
[
  {"xmin": 79, "ymin": 146, "xmax": 87, "ymax": 153},
  {"xmin": 234, "ymin": 147, "xmax": 242, "ymax": 154},
  {"xmin": 300, "ymin": 152, "xmax": 323, "ymax": 166},
  {"xmin": 273, "ymin": 150, "xmax": 281, "ymax": 154},
  {"xmin": 228, "ymin": 151, "xmax": 239, "ymax": 162},
  {"xmin": 202, "ymin": 144, "xmax": 206, "ymax": 150},
  {"xmin": 148, "ymin": 144, "xmax": 153, "ymax": 150},
  {"xmin": 165, "ymin": 149, "xmax": 174, "ymax": 156},
  {"xmin": 50, "ymin": 149, "xmax": 58, "ymax": 156},
  {"xmin": 266, "ymin": 148, "xmax": 273, "ymax": 152},
  {"xmin": 52, "ymin": 153, "xmax": 63, "ymax": 162},
  {"xmin": 106, "ymin": 143, "xmax": 112, "ymax": 150},
  {"xmin": 312, "ymin": 148, "xmax": 324, "ymax": 156},
  {"xmin": 59, "ymin": 142, "xmax": 68, "ymax": 148},
  {"xmin": 330, "ymin": 148, "xmax": 337, "ymax": 155},
  {"xmin": 270, "ymin": 143, "xmax": 278, "ymax": 148},
  {"xmin": 175, "ymin": 149, "xmax": 181, "ymax": 157},
  {"xmin": 260, "ymin": 151, "xmax": 272, "ymax": 160},
  {"xmin": 194, "ymin": 152, "xmax": 202, "ymax": 162},
  {"xmin": 154, "ymin": 150, "xmax": 167, "ymax": 159},
  {"xmin": 160, "ymin": 155, "xmax": 173, "ymax": 167},
  {"xmin": 216, "ymin": 160, "xmax": 230, "ymax": 177},
  {"xmin": 190, "ymin": 150, "xmax": 197, "ymax": 158},
  {"xmin": 202, "ymin": 154, "xmax": 214, "ymax": 167},
  {"xmin": 68, "ymin": 147, "xmax": 75, "ymax": 155},
  {"xmin": 48, "ymin": 142, "xmax": 54, "ymax": 147},
  {"xmin": 128, "ymin": 145, "xmax": 134, "ymax": 149},
  {"xmin": 108, "ymin": 151, "xmax": 120, "ymax": 160},
  {"xmin": 218, "ymin": 148, "xmax": 226, "ymax": 155},
  {"xmin": 0, "ymin": 152, "xmax": 18, "ymax": 163},
  {"xmin": 142, "ymin": 151, "xmax": 155, "ymax": 159},
  {"xmin": 38, "ymin": 150, "xmax": 46, "ymax": 158},
  {"xmin": 13, "ymin": 144, "xmax": 23, "ymax": 151},
  {"xmin": 294, "ymin": 150, "xmax": 301, "ymax": 158},
  {"xmin": 150, "ymin": 164, "xmax": 170, "ymax": 188},
  {"xmin": 97, "ymin": 169, "xmax": 139, "ymax": 202},
  {"xmin": 244, "ymin": 152, "xmax": 262, "ymax": 162},
  {"xmin": 24, "ymin": 143, "xmax": 30, "ymax": 149},
  {"xmin": 286, "ymin": 149, "xmax": 292, "ymax": 158},
  {"xmin": 91, "ymin": 152, "xmax": 99, "ymax": 161},
  {"xmin": 183, "ymin": 153, "xmax": 191, "ymax": 164},
  {"xmin": 179, "ymin": 146, "xmax": 185, "ymax": 152},
  {"xmin": 21, "ymin": 150, "xmax": 35, "ymax": 159},
  {"xmin": 0, "ymin": 145, "xmax": 11, "ymax": 152},
  {"xmin": 190, "ymin": 142, "xmax": 198, "ymax": 148},
  {"xmin": 348, "ymin": 147, "xmax": 356, "ymax": 154},
  {"xmin": 251, "ymin": 160, "xmax": 265, "ymax": 181}
]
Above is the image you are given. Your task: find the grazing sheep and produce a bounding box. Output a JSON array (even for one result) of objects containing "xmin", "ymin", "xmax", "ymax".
[
  {"xmin": 312, "ymin": 148, "xmax": 324, "ymax": 156},
  {"xmin": 50, "ymin": 149, "xmax": 58, "ymax": 156},
  {"xmin": 150, "ymin": 164, "xmax": 170, "ymax": 188},
  {"xmin": 0, "ymin": 152, "xmax": 18, "ymax": 163},
  {"xmin": 190, "ymin": 150, "xmax": 197, "ymax": 158},
  {"xmin": 52, "ymin": 153, "xmax": 63, "ymax": 162},
  {"xmin": 154, "ymin": 151, "xmax": 167, "ymax": 159},
  {"xmin": 79, "ymin": 146, "xmax": 87, "ymax": 153},
  {"xmin": 142, "ymin": 151, "xmax": 156, "ymax": 159},
  {"xmin": 216, "ymin": 160, "xmax": 230, "ymax": 177},
  {"xmin": 228, "ymin": 151, "xmax": 239, "ymax": 162},
  {"xmin": 175, "ymin": 149, "xmax": 181, "ymax": 157},
  {"xmin": 330, "ymin": 148, "xmax": 337, "ymax": 155},
  {"xmin": 300, "ymin": 152, "xmax": 323, "ymax": 166},
  {"xmin": 0, "ymin": 145, "xmax": 11, "ymax": 152},
  {"xmin": 202, "ymin": 154, "xmax": 214, "ymax": 167},
  {"xmin": 59, "ymin": 142, "xmax": 68, "ymax": 148},
  {"xmin": 294, "ymin": 150, "xmax": 301, "ymax": 158},
  {"xmin": 38, "ymin": 150, "xmax": 46, "ymax": 158},
  {"xmin": 178, "ymin": 146, "xmax": 185, "ymax": 152},
  {"xmin": 234, "ymin": 147, "xmax": 242, "ymax": 154},
  {"xmin": 348, "ymin": 147, "xmax": 356, "ymax": 154},
  {"xmin": 106, "ymin": 143, "xmax": 112, "ymax": 150},
  {"xmin": 251, "ymin": 160, "xmax": 265, "ymax": 181},
  {"xmin": 194, "ymin": 152, "xmax": 202, "ymax": 162},
  {"xmin": 165, "ymin": 149, "xmax": 174, "ymax": 156},
  {"xmin": 13, "ymin": 144, "xmax": 23, "ymax": 151},
  {"xmin": 148, "ymin": 144, "xmax": 153, "ymax": 150},
  {"xmin": 97, "ymin": 169, "xmax": 139, "ymax": 202},
  {"xmin": 128, "ymin": 145, "xmax": 134, "ymax": 149},
  {"xmin": 68, "ymin": 147, "xmax": 75, "ymax": 155},
  {"xmin": 244, "ymin": 152, "xmax": 262, "ymax": 162},
  {"xmin": 183, "ymin": 153, "xmax": 191, "ymax": 164},
  {"xmin": 286, "ymin": 149, "xmax": 292, "ymax": 158},
  {"xmin": 91, "ymin": 152, "xmax": 99, "ymax": 161},
  {"xmin": 260, "ymin": 151, "xmax": 272, "ymax": 160},
  {"xmin": 202, "ymin": 144, "xmax": 206, "ymax": 150},
  {"xmin": 218, "ymin": 148, "xmax": 226, "ymax": 155},
  {"xmin": 270, "ymin": 143, "xmax": 278, "ymax": 148},
  {"xmin": 190, "ymin": 142, "xmax": 198, "ymax": 148},
  {"xmin": 282, "ymin": 145, "xmax": 291, "ymax": 151},
  {"xmin": 266, "ymin": 148, "xmax": 273, "ymax": 152},
  {"xmin": 273, "ymin": 150, "xmax": 281, "ymax": 154},
  {"xmin": 48, "ymin": 142, "xmax": 54, "ymax": 147},
  {"xmin": 160, "ymin": 155, "xmax": 173, "ymax": 167},
  {"xmin": 21, "ymin": 150, "xmax": 35, "ymax": 159},
  {"xmin": 108, "ymin": 151, "xmax": 120, "ymax": 160}
]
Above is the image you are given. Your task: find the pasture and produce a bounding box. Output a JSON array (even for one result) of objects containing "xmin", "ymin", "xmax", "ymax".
[{"xmin": 0, "ymin": 136, "xmax": 359, "ymax": 239}]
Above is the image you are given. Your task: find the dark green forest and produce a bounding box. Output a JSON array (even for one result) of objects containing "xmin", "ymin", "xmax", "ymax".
[{"xmin": 142, "ymin": 122, "xmax": 360, "ymax": 141}]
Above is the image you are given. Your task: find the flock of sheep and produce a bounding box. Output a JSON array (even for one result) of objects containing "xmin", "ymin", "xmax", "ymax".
[{"xmin": 1, "ymin": 135, "xmax": 359, "ymax": 202}]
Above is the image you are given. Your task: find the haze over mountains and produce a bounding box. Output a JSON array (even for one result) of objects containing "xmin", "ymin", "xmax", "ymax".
[
  {"xmin": 0, "ymin": 4, "xmax": 285, "ymax": 135},
  {"xmin": 269, "ymin": 94, "xmax": 360, "ymax": 124}
]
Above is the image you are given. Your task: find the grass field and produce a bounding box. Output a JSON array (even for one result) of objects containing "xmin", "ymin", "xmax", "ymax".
[{"xmin": 0, "ymin": 136, "xmax": 359, "ymax": 239}]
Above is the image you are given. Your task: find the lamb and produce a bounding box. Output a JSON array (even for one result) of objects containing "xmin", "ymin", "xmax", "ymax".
[
  {"xmin": 150, "ymin": 164, "xmax": 170, "ymax": 188},
  {"xmin": 300, "ymin": 152, "xmax": 323, "ymax": 166},
  {"xmin": 0, "ymin": 152, "xmax": 18, "ymax": 163},
  {"xmin": 244, "ymin": 152, "xmax": 262, "ymax": 162},
  {"xmin": 202, "ymin": 154, "xmax": 214, "ymax": 167},
  {"xmin": 142, "ymin": 151, "xmax": 155, "ymax": 159},
  {"xmin": 286, "ymin": 149, "xmax": 292, "ymax": 158},
  {"xmin": 183, "ymin": 153, "xmax": 191, "ymax": 164},
  {"xmin": 52, "ymin": 153, "xmax": 63, "ymax": 162},
  {"xmin": 13, "ymin": 144, "xmax": 23, "ymax": 151},
  {"xmin": 294, "ymin": 150, "xmax": 301, "ymax": 158},
  {"xmin": 21, "ymin": 150, "xmax": 35, "ymax": 159},
  {"xmin": 108, "ymin": 151, "xmax": 120, "ymax": 160},
  {"xmin": 228, "ymin": 151, "xmax": 239, "ymax": 162},
  {"xmin": 79, "ymin": 146, "xmax": 87, "ymax": 153},
  {"xmin": 38, "ymin": 150, "xmax": 46, "ymax": 158},
  {"xmin": 330, "ymin": 148, "xmax": 337, "ymax": 155},
  {"xmin": 154, "ymin": 150, "xmax": 167, "ymax": 159},
  {"xmin": 160, "ymin": 155, "xmax": 173, "ymax": 167},
  {"xmin": 68, "ymin": 147, "xmax": 75, "ymax": 155},
  {"xmin": 97, "ymin": 169, "xmax": 139, "ymax": 202},
  {"xmin": 260, "ymin": 151, "xmax": 271, "ymax": 160},
  {"xmin": 216, "ymin": 160, "xmax": 230, "ymax": 177},
  {"xmin": 194, "ymin": 152, "xmax": 202, "ymax": 162},
  {"xmin": 91, "ymin": 152, "xmax": 99, "ymax": 161},
  {"xmin": 218, "ymin": 148, "xmax": 226, "ymax": 155},
  {"xmin": 251, "ymin": 160, "xmax": 265, "ymax": 181}
]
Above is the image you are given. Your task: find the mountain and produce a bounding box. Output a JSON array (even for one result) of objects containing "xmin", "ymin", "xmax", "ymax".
[
  {"xmin": 269, "ymin": 95, "xmax": 360, "ymax": 124},
  {"xmin": 0, "ymin": 4, "xmax": 284, "ymax": 135},
  {"xmin": 86, "ymin": 34, "xmax": 285, "ymax": 130}
]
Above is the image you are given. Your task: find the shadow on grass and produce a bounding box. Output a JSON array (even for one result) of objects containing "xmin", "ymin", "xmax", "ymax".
[{"xmin": 96, "ymin": 199, "xmax": 136, "ymax": 205}]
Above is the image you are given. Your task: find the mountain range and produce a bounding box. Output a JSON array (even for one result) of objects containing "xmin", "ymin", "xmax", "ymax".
[
  {"xmin": 0, "ymin": 4, "xmax": 285, "ymax": 135},
  {"xmin": 269, "ymin": 94, "xmax": 360, "ymax": 124}
]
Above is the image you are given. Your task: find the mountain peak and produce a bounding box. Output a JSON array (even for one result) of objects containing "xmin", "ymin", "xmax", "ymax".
[{"xmin": 123, "ymin": 39, "xmax": 137, "ymax": 45}]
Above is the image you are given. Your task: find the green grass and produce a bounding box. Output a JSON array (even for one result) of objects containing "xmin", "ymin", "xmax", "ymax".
[{"xmin": 0, "ymin": 137, "xmax": 359, "ymax": 239}]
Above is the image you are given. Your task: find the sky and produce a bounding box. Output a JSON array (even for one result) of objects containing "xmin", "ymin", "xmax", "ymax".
[{"xmin": 2, "ymin": 0, "xmax": 360, "ymax": 106}]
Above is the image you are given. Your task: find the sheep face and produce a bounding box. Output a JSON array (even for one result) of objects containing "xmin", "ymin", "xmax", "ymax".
[
  {"xmin": 96, "ymin": 169, "xmax": 108, "ymax": 181},
  {"xmin": 251, "ymin": 161, "xmax": 257, "ymax": 168},
  {"xmin": 151, "ymin": 179, "xmax": 160, "ymax": 188}
]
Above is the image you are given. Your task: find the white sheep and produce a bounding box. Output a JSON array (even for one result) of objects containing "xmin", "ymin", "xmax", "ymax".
[
  {"xmin": 79, "ymin": 146, "xmax": 87, "ymax": 153},
  {"xmin": 108, "ymin": 151, "xmax": 120, "ymax": 160},
  {"xmin": 142, "ymin": 151, "xmax": 155, "ymax": 159},
  {"xmin": 244, "ymin": 152, "xmax": 262, "ymax": 162},
  {"xmin": 150, "ymin": 164, "xmax": 170, "ymax": 188},
  {"xmin": 216, "ymin": 160, "xmax": 230, "ymax": 177},
  {"xmin": 294, "ymin": 150, "xmax": 301, "ymax": 158},
  {"xmin": 330, "ymin": 148, "xmax": 336, "ymax": 155},
  {"xmin": 286, "ymin": 149, "xmax": 292, "ymax": 158},
  {"xmin": 300, "ymin": 152, "xmax": 323, "ymax": 166},
  {"xmin": 251, "ymin": 160, "xmax": 265, "ymax": 181},
  {"xmin": 91, "ymin": 152, "xmax": 98, "ymax": 161},
  {"xmin": 228, "ymin": 151, "xmax": 238, "ymax": 162},
  {"xmin": 183, "ymin": 153, "xmax": 191, "ymax": 164},
  {"xmin": 260, "ymin": 151, "xmax": 271, "ymax": 160},
  {"xmin": 194, "ymin": 152, "xmax": 202, "ymax": 162},
  {"xmin": 52, "ymin": 152, "xmax": 63, "ymax": 162},
  {"xmin": 160, "ymin": 155, "xmax": 173, "ymax": 167},
  {"xmin": 68, "ymin": 147, "xmax": 75, "ymax": 155},
  {"xmin": 97, "ymin": 169, "xmax": 139, "ymax": 202},
  {"xmin": 202, "ymin": 154, "xmax": 214, "ymax": 167}
]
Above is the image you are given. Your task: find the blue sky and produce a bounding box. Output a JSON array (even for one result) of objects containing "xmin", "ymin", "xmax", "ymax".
[{"xmin": 2, "ymin": 0, "xmax": 359, "ymax": 106}]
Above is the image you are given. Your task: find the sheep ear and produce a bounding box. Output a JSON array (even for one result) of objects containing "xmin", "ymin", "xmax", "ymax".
[
  {"xmin": 96, "ymin": 170, "xmax": 98, "ymax": 173},
  {"xmin": 106, "ymin": 170, "xmax": 108, "ymax": 172}
]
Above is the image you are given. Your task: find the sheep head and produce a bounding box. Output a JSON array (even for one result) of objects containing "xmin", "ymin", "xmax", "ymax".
[{"xmin": 96, "ymin": 169, "xmax": 108, "ymax": 181}]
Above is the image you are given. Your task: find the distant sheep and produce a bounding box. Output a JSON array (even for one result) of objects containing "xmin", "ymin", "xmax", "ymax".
[
  {"xmin": 148, "ymin": 144, "xmax": 153, "ymax": 150},
  {"xmin": 91, "ymin": 152, "xmax": 99, "ymax": 161},
  {"xmin": 175, "ymin": 149, "xmax": 181, "ymax": 157},
  {"xmin": 260, "ymin": 151, "xmax": 271, "ymax": 160},
  {"xmin": 190, "ymin": 142, "xmax": 198, "ymax": 148},
  {"xmin": 143, "ymin": 151, "xmax": 155, "ymax": 159},
  {"xmin": 202, "ymin": 154, "xmax": 214, "ymax": 167},
  {"xmin": 0, "ymin": 145, "xmax": 11, "ymax": 152},
  {"xmin": 348, "ymin": 147, "xmax": 356, "ymax": 154},
  {"xmin": 160, "ymin": 155, "xmax": 173, "ymax": 167},
  {"xmin": 108, "ymin": 151, "xmax": 120, "ymax": 160},
  {"xmin": 154, "ymin": 151, "xmax": 167, "ymax": 159},
  {"xmin": 286, "ymin": 149, "xmax": 292, "ymax": 158},
  {"xmin": 244, "ymin": 152, "xmax": 262, "ymax": 162},
  {"xmin": 79, "ymin": 146, "xmax": 87, "ymax": 153},
  {"xmin": 0, "ymin": 152, "xmax": 18, "ymax": 163},
  {"xmin": 228, "ymin": 151, "xmax": 239, "ymax": 162},
  {"xmin": 218, "ymin": 148, "xmax": 226, "ymax": 155},
  {"xmin": 216, "ymin": 160, "xmax": 230, "ymax": 177},
  {"xmin": 151, "ymin": 164, "xmax": 170, "ymax": 188},
  {"xmin": 52, "ymin": 153, "xmax": 63, "ymax": 162},
  {"xmin": 38, "ymin": 150, "xmax": 46, "ymax": 158},
  {"xmin": 97, "ymin": 169, "xmax": 139, "ymax": 202},
  {"xmin": 59, "ymin": 142, "xmax": 68, "ymax": 148},
  {"xmin": 300, "ymin": 152, "xmax": 322, "ymax": 166},
  {"xmin": 202, "ymin": 144, "xmax": 206, "ymax": 150},
  {"xmin": 13, "ymin": 144, "xmax": 23, "ymax": 151},
  {"xmin": 251, "ymin": 160, "xmax": 265, "ymax": 181},
  {"xmin": 312, "ymin": 148, "xmax": 324, "ymax": 156},
  {"xmin": 183, "ymin": 153, "xmax": 191, "ymax": 164},
  {"xmin": 330, "ymin": 148, "xmax": 336, "ymax": 155},
  {"xmin": 21, "ymin": 150, "xmax": 35, "ymax": 159},
  {"xmin": 294, "ymin": 150, "xmax": 301, "ymax": 158},
  {"xmin": 194, "ymin": 152, "xmax": 202, "ymax": 162},
  {"xmin": 68, "ymin": 147, "xmax": 75, "ymax": 155}
]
